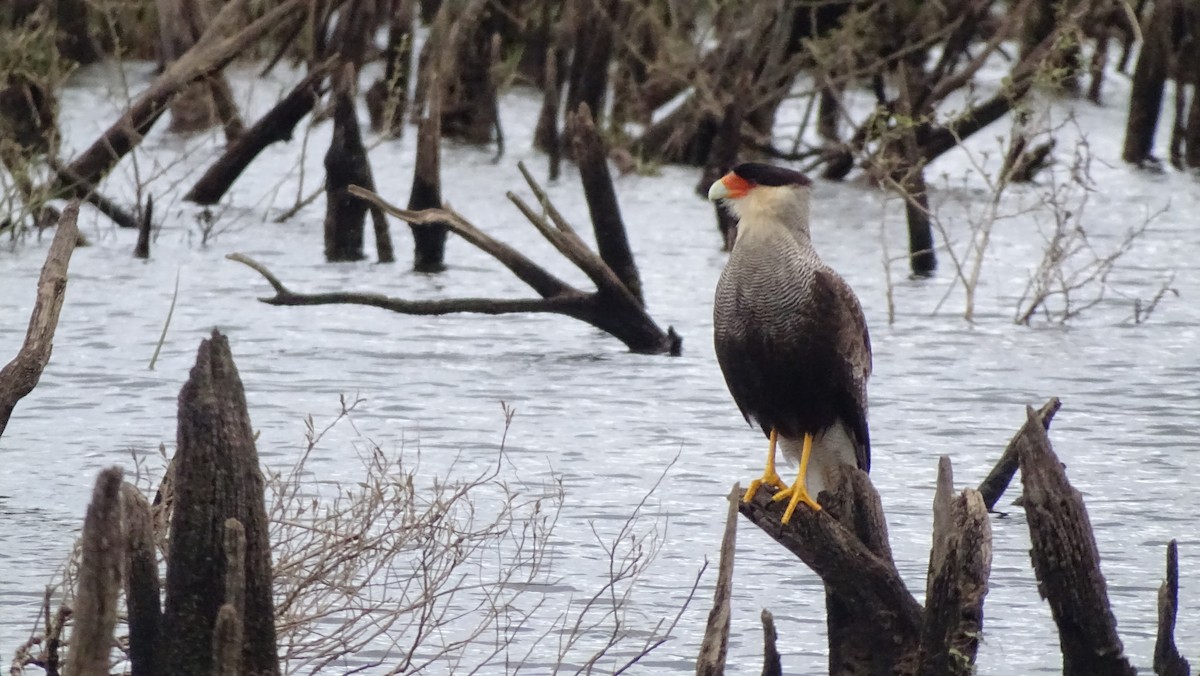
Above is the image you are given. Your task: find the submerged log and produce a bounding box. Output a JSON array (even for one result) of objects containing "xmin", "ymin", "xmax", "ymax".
[
  {"xmin": 186, "ymin": 62, "xmax": 332, "ymax": 205},
  {"xmin": 162, "ymin": 330, "xmax": 279, "ymax": 676},
  {"xmin": 0, "ymin": 202, "xmax": 79, "ymax": 440},
  {"xmin": 1017, "ymin": 405, "xmax": 1136, "ymax": 676},
  {"xmin": 230, "ymin": 155, "xmax": 682, "ymax": 355}
]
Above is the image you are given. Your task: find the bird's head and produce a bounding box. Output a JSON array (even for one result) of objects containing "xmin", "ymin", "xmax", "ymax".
[{"xmin": 707, "ymin": 163, "xmax": 813, "ymax": 228}]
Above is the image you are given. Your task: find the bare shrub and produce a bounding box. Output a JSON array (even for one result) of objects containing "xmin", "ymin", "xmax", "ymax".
[{"xmin": 9, "ymin": 398, "xmax": 695, "ymax": 674}]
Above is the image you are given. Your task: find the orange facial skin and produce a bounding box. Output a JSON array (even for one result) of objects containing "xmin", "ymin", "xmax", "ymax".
[{"xmin": 718, "ymin": 172, "xmax": 754, "ymax": 199}]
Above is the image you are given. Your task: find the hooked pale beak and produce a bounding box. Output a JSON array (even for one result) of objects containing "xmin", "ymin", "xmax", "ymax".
[{"xmin": 707, "ymin": 172, "xmax": 752, "ymax": 201}]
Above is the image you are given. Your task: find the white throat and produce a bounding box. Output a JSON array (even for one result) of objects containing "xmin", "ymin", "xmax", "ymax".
[{"xmin": 725, "ymin": 185, "xmax": 813, "ymax": 248}]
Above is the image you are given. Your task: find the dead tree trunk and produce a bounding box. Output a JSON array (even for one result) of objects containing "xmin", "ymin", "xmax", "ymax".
[
  {"xmin": 563, "ymin": 0, "xmax": 615, "ymax": 144},
  {"xmin": 1123, "ymin": 0, "xmax": 1181, "ymax": 165},
  {"xmin": 186, "ymin": 63, "xmax": 331, "ymax": 205},
  {"xmin": 323, "ymin": 76, "xmax": 369, "ymax": 262},
  {"xmin": 161, "ymin": 330, "xmax": 280, "ymax": 676},
  {"xmin": 68, "ymin": 467, "xmax": 125, "ymax": 676},
  {"xmin": 1017, "ymin": 406, "xmax": 1137, "ymax": 676},
  {"xmin": 51, "ymin": 0, "xmax": 103, "ymax": 65},
  {"xmin": 433, "ymin": 0, "xmax": 499, "ymax": 144},
  {"xmin": 0, "ymin": 202, "xmax": 79, "ymax": 440},
  {"xmin": 122, "ymin": 484, "xmax": 162, "ymax": 676},
  {"xmin": 407, "ymin": 67, "xmax": 448, "ymax": 272}
]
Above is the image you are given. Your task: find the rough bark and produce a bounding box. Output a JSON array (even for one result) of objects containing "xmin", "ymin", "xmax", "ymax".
[
  {"xmin": 1018, "ymin": 405, "xmax": 1136, "ymax": 676},
  {"xmin": 186, "ymin": 63, "xmax": 331, "ymax": 205},
  {"xmin": 0, "ymin": 202, "xmax": 79, "ymax": 440},
  {"xmin": 1122, "ymin": 0, "xmax": 1179, "ymax": 165},
  {"xmin": 161, "ymin": 330, "xmax": 279, "ymax": 676},
  {"xmin": 323, "ymin": 76, "xmax": 368, "ymax": 262},
  {"xmin": 66, "ymin": 467, "xmax": 124, "ymax": 676},
  {"xmin": 571, "ymin": 104, "xmax": 643, "ymax": 304},
  {"xmin": 916, "ymin": 457, "xmax": 992, "ymax": 676},
  {"xmin": 977, "ymin": 397, "xmax": 1061, "ymax": 511},
  {"xmin": 122, "ymin": 483, "xmax": 162, "ymax": 676},
  {"xmin": 739, "ymin": 468, "xmax": 923, "ymax": 675},
  {"xmin": 695, "ymin": 484, "xmax": 739, "ymax": 676}
]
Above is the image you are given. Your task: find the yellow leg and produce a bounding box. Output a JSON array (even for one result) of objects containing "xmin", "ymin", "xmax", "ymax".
[
  {"xmin": 743, "ymin": 429, "xmax": 789, "ymax": 503},
  {"xmin": 771, "ymin": 433, "xmax": 822, "ymax": 523}
]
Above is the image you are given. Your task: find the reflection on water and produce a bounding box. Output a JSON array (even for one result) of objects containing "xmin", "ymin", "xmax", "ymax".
[{"xmin": 0, "ymin": 62, "xmax": 1197, "ymax": 673}]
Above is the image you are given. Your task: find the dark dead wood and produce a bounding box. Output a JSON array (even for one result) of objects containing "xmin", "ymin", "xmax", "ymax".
[
  {"xmin": 739, "ymin": 467, "xmax": 923, "ymax": 674},
  {"xmin": 323, "ymin": 72, "xmax": 368, "ymax": 262},
  {"xmin": 0, "ymin": 202, "xmax": 79, "ymax": 440},
  {"xmin": 534, "ymin": 39, "xmax": 564, "ymax": 180},
  {"xmin": 760, "ymin": 609, "xmax": 781, "ymax": 676},
  {"xmin": 214, "ymin": 519, "xmax": 246, "ymax": 676},
  {"xmin": 917, "ymin": 457, "xmax": 992, "ymax": 676},
  {"xmin": 223, "ymin": 518, "xmax": 247, "ymax": 618},
  {"xmin": 408, "ymin": 66, "xmax": 448, "ymax": 272},
  {"xmin": 570, "ymin": 103, "xmax": 643, "ymax": 304},
  {"xmin": 977, "ymin": 397, "xmax": 1061, "ymax": 512},
  {"xmin": 162, "ymin": 330, "xmax": 279, "ymax": 676},
  {"xmin": 185, "ymin": 62, "xmax": 332, "ymax": 205},
  {"xmin": 49, "ymin": 0, "xmax": 307, "ymax": 193},
  {"xmin": 157, "ymin": 0, "xmax": 246, "ymax": 137},
  {"xmin": 212, "ymin": 604, "xmax": 243, "ymax": 676},
  {"xmin": 53, "ymin": 0, "xmax": 103, "ymax": 64},
  {"xmin": 695, "ymin": 483, "xmax": 739, "ymax": 676},
  {"xmin": 122, "ymin": 483, "xmax": 162, "ymax": 676},
  {"xmin": 44, "ymin": 157, "xmax": 140, "ymax": 229},
  {"xmin": 1018, "ymin": 405, "xmax": 1136, "ymax": 676},
  {"xmin": 134, "ymin": 194, "xmax": 153, "ymax": 259},
  {"xmin": 1123, "ymin": 0, "xmax": 1180, "ymax": 165},
  {"xmin": 563, "ymin": 0, "xmax": 615, "ymax": 142},
  {"xmin": 1154, "ymin": 540, "xmax": 1190, "ymax": 676},
  {"xmin": 71, "ymin": 467, "xmax": 124, "ymax": 676},
  {"xmin": 230, "ymin": 175, "xmax": 682, "ymax": 355},
  {"xmin": 436, "ymin": 0, "xmax": 497, "ymax": 144}
]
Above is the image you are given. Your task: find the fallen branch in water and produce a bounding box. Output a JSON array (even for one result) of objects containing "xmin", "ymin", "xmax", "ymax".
[{"xmin": 229, "ymin": 107, "xmax": 680, "ymax": 355}]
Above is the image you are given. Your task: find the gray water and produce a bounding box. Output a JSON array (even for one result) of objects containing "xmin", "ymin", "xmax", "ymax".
[{"xmin": 1, "ymin": 60, "xmax": 1198, "ymax": 673}]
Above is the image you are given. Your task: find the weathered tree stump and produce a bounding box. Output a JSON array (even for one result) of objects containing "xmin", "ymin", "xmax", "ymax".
[
  {"xmin": 408, "ymin": 66, "xmax": 448, "ymax": 272},
  {"xmin": 66, "ymin": 467, "xmax": 124, "ymax": 676},
  {"xmin": 366, "ymin": 0, "xmax": 415, "ymax": 136},
  {"xmin": 1155, "ymin": 540, "xmax": 1191, "ymax": 676},
  {"xmin": 322, "ymin": 74, "xmax": 369, "ymax": 263},
  {"xmin": 161, "ymin": 330, "xmax": 280, "ymax": 676},
  {"xmin": 0, "ymin": 202, "xmax": 79, "ymax": 440},
  {"xmin": 1018, "ymin": 405, "xmax": 1137, "ymax": 676},
  {"xmin": 122, "ymin": 483, "xmax": 162, "ymax": 676},
  {"xmin": 134, "ymin": 195, "xmax": 153, "ymax": 259}
]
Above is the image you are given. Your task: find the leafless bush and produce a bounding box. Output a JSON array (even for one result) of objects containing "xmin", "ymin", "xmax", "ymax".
[{"xmin": 9, "ymin": 397, "xmax": 695, "ymax": 674}]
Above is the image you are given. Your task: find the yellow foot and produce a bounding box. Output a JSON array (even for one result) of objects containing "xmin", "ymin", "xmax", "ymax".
[
  {"xmin": 771, "ymin": 482, "xmax": 822, "ymax": 523},
  {"xmin": 743, "ymin": 471, "xmax": 788, "ymax": 504}
]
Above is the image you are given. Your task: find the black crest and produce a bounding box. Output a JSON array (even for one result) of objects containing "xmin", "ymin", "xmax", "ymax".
[{"xmin": 732, "ymin": 163, "xmax": 812, "ymax": 187}]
